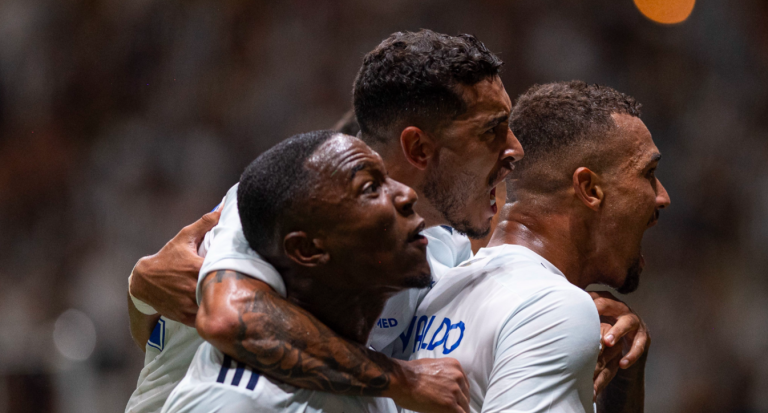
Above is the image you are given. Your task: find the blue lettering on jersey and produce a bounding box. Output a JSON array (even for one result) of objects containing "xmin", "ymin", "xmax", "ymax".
[
  {"xmin": 403, "ymin": 315, "xmax": 466, "ymax": 355},
  {"xmin": 443, "ymin": 321, "xmax": 465, "ymax": 354},
  {"xmin": 376, "ymin": 318, "xmax": 399, "ymax": 328},
  {"xmin": 147, "ymin": 318, "xmax": 165, "ymax": 351},
  {"xmin": 426, "ymin": 317, "xmax": 451, "ymax": 350},
  {"xmin": 413, "ymin": 315, "xmax": 435, "ymax": 352},
  {"xmin": 399, "ymin": 316, "xmax": 417, "ymax": 348}
]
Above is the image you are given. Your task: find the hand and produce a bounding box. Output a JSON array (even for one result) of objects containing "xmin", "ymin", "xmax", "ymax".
[
  {"xmin": 388, "ymin": 358, "xmax": 470, "ymax": 413},
  {"xmin": 589, "ymin": 291, "xmax": 650, "ymax": 397},
  {"xmin": 130, "ymin": 209, "xmax": 221, "ymax": 326}
]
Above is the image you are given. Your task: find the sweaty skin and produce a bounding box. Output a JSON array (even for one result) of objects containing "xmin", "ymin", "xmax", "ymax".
[
  {"xmin": 130, "ymin": 68, "xmax": 651, "ymax": 412},
  {"xmin": 489, "ymin": 112, "xmax": 670, "ymax": 411}
]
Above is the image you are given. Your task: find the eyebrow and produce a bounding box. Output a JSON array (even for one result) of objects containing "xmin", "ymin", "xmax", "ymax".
[
  {"xmin": 349, "ymin": 162, "xmax": 373, "ymax": 178},
  {"xmin": 482, "ymin": 114, "xmax": 509, "ymax": 129},
  {"xmin": 645, "ymin": 152, "xmax": 662, "ymax": 168}
]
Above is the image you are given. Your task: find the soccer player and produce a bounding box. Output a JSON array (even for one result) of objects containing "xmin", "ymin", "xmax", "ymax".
[
  {"xmin": 164, "ymin": 130, "xmax": 438, "ymax": 412},
  {"xmin": 128, "ymin": 30, "xmax": 649, "ymax": 412},
  {"xmin": 396, "ymin": 81, "xmax": 669, "ymax": 412}
]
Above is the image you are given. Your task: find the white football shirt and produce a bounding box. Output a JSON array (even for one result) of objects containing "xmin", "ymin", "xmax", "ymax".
[
  {"xmin": 198, "ymin": 184, "xmax": 472, "ymax": 353},
  {"xmin": 129, "ymin": 183, "xmax": 472, "ymax": 412},
  {"xmin": 393, "ymin": 244, "xmax": 600, "ymax": 413},
  {"xmin": 126, "ymin": 211, "xmax": 222, "ymax": 413},
  {"xmin": 125, "ymin": 319, "xmax": 203, "ymax": 413},
  {"xmin": 162, "ymin": 342, "xmax": 396, "ymax": 413}
]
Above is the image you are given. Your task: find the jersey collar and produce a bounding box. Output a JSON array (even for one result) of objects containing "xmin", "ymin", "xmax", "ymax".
[{"xmin": 476, "ymin": 244, "xmax": 566, "ymax": 279}]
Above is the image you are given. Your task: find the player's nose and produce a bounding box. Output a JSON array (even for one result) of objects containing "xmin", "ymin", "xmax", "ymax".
[
  {"xmin": 656, "ymin": 178, "xmax": 671, "ymax": 209},
  {"xmin": 500, "ymin": 128, "xmax": 524, "ymax": 166},
  {"xmin": 391, "ymin": 178, "xmax": 417, "ymax": 217}
]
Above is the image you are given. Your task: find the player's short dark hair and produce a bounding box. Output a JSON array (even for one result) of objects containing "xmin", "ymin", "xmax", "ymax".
[
  {"xmin": 353, "ymin": 29, "xmax": 503, "ymax": 145},
  {"xmin": 509, "ymin": 81, "xmax": 642, "ymax": 193},
  {"xmin": 238, "ymin": 130, "xmax": 336, "ymax": 257}
]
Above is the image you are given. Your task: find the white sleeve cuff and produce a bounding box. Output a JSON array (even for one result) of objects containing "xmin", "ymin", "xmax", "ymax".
[{"xmin": 128, "ymin": 272, "xmax": 158, "ymax": 315}]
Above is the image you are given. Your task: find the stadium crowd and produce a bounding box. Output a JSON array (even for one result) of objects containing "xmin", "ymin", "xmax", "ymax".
[{"xmin": 1, "ymin": 0, "xmax": 768, "ymax": 412}]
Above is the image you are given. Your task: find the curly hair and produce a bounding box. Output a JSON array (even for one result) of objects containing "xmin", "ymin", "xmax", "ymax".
[
  {"xmin": 353, "ymin": 29, "xmax": 502, "ymax": 145},
  {"xmin": 509, "ymin": 81, "xmax": 643, "ymax": 193}
]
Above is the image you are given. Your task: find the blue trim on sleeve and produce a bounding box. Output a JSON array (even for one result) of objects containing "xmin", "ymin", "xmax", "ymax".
[{"xmin": 146, "ymin": 318, "xmax": 165, "ymax": 351}]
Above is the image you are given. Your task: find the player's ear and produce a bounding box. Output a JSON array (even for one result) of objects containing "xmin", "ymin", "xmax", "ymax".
[
  {"xmin": 400, "ymin": 126, "xmax": 435, "ymax": 170},
  {"xmin": 573, "ymin": 167, "xmax": 603, "ymax": 211},
  {"xmin": 283, "ymin": 232, "xmax": 329, "ymax": 267}
]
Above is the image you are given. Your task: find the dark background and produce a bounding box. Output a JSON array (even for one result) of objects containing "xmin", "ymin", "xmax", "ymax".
[{"xmin": 1, "ymin": 0, "xmax": 766, "ymax": 412}]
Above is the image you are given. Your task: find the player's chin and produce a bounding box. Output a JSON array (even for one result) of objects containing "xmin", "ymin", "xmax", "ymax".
[
  {"xmin": 616, "ymin": 258, "xmax": 642, "ymax": 294},
  {"xmin": 454, "ymin": 215, "xmax": 492, "ymax": 240},
  {"xmin": 399, "ymin": 257, "xmax": 432, "ymax": 289}
]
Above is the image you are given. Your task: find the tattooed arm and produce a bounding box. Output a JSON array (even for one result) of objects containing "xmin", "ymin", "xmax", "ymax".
[{"xmin": 197, "ymin": 270, "xmax": 470, "ymax": 413}]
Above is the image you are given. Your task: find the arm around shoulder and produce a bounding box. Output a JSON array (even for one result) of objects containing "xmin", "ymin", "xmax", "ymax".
[{"xmin": 127, "ymin": 291, "xmax": 161, "ymax": 351}]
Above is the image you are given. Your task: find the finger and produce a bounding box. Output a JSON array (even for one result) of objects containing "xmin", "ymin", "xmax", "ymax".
[
  {"xmin": 620, "ymin": 327, "xmax": 648, "ymax": 369},
  {"xmin": 603, "ymin": 314, "xmax": 640, "ymax": 347},
  {"xmin": 182, "ymin": 210, "xmax": 222, "ymax": 244},
  {"xmin": 455, "ymin": 365, "xmax": 470, "ymax": 400},
  {"xmin": 457, "ymin": 389, "xmax": 470, "ymax": 413},
  {"xmin": 459, "ymin": 373, "xmax": 470, "ymax": 401},
  {"xmin": 594, "ymin": 297, "xmax": 630, "ymax": 319},
  {"xmin": 593, "ymin": 358, "xmax": 620, "ymax": 397}
]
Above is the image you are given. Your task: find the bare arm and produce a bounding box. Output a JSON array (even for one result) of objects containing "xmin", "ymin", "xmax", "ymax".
[
  {"xmin": 127, "ymin": 291, "xmax": 161, "ymax": 351},
  {"xmin": 596, "ymin": 351, "xmax": 647, "ymax": 413},
  {"xmin": 590, "ymin": 291, "xmax": 649, "ymax": 411},
  {"xmin": 129, "ymin": 209, "xmax": 220, "ymax": 326},
  {"xmin": 197, "ymin": 269, "xmax": 470, "ymax": 413}
]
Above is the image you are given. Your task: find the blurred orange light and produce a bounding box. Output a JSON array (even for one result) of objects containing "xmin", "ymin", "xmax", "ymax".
[{"xmin": 634, "ymin": 0, "xmax": 695, "ymax": 24}]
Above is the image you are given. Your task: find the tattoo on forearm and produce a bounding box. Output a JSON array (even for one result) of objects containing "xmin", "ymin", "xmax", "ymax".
[{"xmin": 204, "ymin": 270, "xmax": 395, "ymax": 396}]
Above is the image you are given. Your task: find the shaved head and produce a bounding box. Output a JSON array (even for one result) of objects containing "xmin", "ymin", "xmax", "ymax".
[{"xmin": 509, "ymin": 81, "xmax": 642, "ymax": 196}]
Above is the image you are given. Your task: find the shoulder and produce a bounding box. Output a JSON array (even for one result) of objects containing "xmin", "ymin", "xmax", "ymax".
[
  {"xmin": 495, "ymin": 281, "xmax": 599, "ymax": 360},
  {"xmin": 423, "ymin": 226, "xmax": 472, "ymax": 269}
]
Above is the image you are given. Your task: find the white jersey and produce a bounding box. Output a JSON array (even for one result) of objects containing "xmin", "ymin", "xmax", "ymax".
[
  {"xmin": 126, "ymin": 217, "xmax": 222, "ymax": 413},
  {"xmin": 162, "ymin": 185, "xmax": 472, "ymax": 412},
  {"xmin": 131, "ymin": 183, "xmax": 472, "ymax": 413},
  {"xmin": 393, "ymin": 245, "xmax": 600, "ymax": 413},
  {"xmin": 125, "ymin": 319, "xmax": 202, "ymax": 413},
  {"xmin": 198, "ymin": 184, "xmax": 472, "ymax": 353},
  {"xmin": 162, "ymin": 342, "xmax": 395, "ymax": 413}
]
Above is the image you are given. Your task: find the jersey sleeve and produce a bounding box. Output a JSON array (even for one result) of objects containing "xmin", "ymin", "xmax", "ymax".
[
  {"xmin": 197, "ymin": 184, "xmax": 286, "ymax": 302},
  {"xmin": 481, "ymin": 286, "xmax": 600, "ymax": 413}
]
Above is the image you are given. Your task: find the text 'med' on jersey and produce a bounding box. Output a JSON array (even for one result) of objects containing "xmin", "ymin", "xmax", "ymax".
[
  {"xmin": 394, "ymin": 244, "xmax": 601, "ymax": 413},
  {"xmin": 198, "ymin": 184, "xmax": 473, "ymax": 354}
]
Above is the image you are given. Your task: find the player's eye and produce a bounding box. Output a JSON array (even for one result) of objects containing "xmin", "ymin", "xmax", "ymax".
[{"xmin": 362, "ymin": 180, "xmax": 380, "ymax": 195}]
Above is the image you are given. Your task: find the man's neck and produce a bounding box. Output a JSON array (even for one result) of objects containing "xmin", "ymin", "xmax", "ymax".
[
  {"xmin": 487, "ymin": 203, "xmax": 594, "ymax": 289},
  {"xmin": 283, "ymin": 274, "xmax": 394, "ymax": 345}
]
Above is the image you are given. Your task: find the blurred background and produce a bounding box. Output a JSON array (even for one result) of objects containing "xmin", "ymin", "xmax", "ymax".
[{"xmin": 0, "ymin": 0, "xmax": 766, "ymax": 411}]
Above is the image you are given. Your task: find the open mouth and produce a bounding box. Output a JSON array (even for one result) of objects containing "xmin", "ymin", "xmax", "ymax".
[
  {"xmin": 487, "ymin": 160, "xmax": 515, "ymax": 188},
  {"xmin": 647, "ymin": 210, "xmax": 660, "ymax": 228},
  {"xmin": 407, "ymin": 220, "xmax": 428, "ymax": 245}
]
